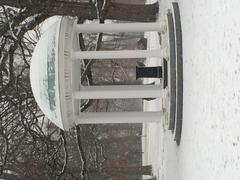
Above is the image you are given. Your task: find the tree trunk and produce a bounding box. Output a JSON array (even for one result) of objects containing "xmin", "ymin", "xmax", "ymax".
[
  {"xmin": 104, "ymin": 165, "xmax": 152, "ymax": 176},
  {"xmin": 105, "ymin": 2, "xmax": 158, "ymax": 22},
  {"xmin": 102, "ymin": 136, "xmax": 141, "ymax": 144},
  {"xmin": 1, "ymin": 0, "xmax": 159, "ymax": 22},
  {"xmin": 1, "ymin": 173, "xmax": 22, "ymax": 180}
]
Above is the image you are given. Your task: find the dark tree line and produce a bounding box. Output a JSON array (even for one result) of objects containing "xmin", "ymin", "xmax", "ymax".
[
  {"xmin": 0, "ymin": 0, "xmax": 157, "ymax": 179},
  {"xmin": 0, "ymin": 0, "xmax": 158, "ymax": 22}
]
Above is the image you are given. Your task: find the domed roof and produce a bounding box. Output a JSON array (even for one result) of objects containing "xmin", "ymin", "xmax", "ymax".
[{"xmin": 30, "ymin": 18, "xmax": 64, "ymax": 129}]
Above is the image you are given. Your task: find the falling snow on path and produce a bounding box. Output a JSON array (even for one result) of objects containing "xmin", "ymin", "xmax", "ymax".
[{"xmin": 143, "ymin": 0, "xmax": 240, "ymax": 180}]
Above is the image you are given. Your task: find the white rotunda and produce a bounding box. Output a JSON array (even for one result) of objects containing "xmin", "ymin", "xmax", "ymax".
[{"xmin": 30, "ymin": 17, "xmax": 167, "ymax": 130}]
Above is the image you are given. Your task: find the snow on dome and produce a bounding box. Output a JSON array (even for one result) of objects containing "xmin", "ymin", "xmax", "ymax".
[{"xmin": 30, "ymin": 19, "xmax": 64, "ymax": 129}]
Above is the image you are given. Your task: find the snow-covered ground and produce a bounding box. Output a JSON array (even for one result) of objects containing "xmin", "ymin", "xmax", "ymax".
[{"xmin": 143, "ymin": 0, "xmax": 240, "ymax": 180}]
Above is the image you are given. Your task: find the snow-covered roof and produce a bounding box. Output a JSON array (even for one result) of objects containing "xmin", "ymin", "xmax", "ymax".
[
  {"xmin": 30, "ymin": 16, "xmax": 81, "ymax": 130},
  {"xmin": 30, "ymin": 19, "xmax": 64, "ymax": 129}
]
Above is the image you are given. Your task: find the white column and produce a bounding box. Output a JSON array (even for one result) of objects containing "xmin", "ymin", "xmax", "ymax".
[
  {"xmin": 73, "ymin": 85, "xmax": 162, "ymax": 99},
  {"xmin": 73, "ymin": 50, "xmax": 160, "ymax": 59},
  {"xmin": 74, "ymin": 111, "xmax": 163, "ymax": 124},
  {"xmin": 75, "ymin": 22, "xmax": 161, "ymax": 33}
]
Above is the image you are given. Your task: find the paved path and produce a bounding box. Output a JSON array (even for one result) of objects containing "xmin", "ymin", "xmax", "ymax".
[{"xmin": 144, "ymin": 0, "xmax": 240, "ymax": 179}]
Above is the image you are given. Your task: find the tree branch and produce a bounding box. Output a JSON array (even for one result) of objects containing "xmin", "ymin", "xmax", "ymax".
[
  {"xmin": 75, "ymin": 125, "xmax": 90, "ymax": 180},
  {"xmin": 56, "ymin": 130, "xmax": 68, "ymax": 180}
]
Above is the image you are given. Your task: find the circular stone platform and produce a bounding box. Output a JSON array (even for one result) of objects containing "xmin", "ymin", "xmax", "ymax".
[{"xmin": 162, "ymin": 2, "xmax": 183, "ymax": 145}]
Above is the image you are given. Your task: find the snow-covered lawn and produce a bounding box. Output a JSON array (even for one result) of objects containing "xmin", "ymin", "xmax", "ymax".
[{"xmin": 143, "ymin": 0, "xmax": 240, "ymax": 179}]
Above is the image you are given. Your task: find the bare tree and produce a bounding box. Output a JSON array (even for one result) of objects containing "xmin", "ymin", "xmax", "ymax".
[
  {"xmin": 0, "ymin": 1, "xmax": 154, "ymax": 179},
  {"xmin": 0, "ymin": 0, "xmax": 158, "ymax": 22}
]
